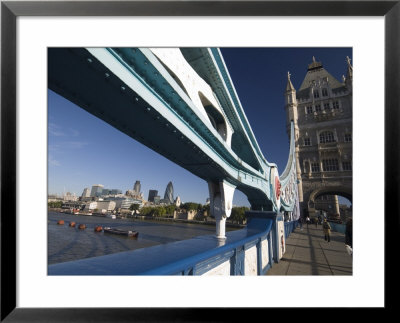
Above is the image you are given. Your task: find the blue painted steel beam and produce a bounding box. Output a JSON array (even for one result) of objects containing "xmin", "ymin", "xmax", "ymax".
[
  {"xmin": 48, "ymin": 48, "xmax": 279, "ymax": 210},
  {"xmin": 48, "ymin": 47, "xmax": 299, "ymax": 212}
]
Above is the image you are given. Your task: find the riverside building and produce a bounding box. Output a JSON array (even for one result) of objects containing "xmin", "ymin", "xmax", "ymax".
[
  {"xmin": 133, "ymin": 180, "xmax": 141, "ymax": 195},
  {"xmin": 148, "ymin": 190, "xmax": 158, "ymax": 203},
  {"xmin": 90, "ymin": 184, "xmax": 104, "ymax": 197},
  {"xmin": 81, "ymin": 187, "xmax": 91, "ymax": 198}
]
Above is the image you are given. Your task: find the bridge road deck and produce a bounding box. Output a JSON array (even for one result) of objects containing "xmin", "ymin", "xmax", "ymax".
[{"xmin": 267, "ymin": 225, "xmax": 353, "ymax": 275}]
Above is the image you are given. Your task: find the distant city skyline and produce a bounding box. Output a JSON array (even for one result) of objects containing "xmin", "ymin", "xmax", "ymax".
[
  {"xmin": 49, "ymin": 179, "xmax": 178, "ymax": 202},
  {"xmin": 48, "ymin": 47, "xmax": 352, "ymax": 207}
]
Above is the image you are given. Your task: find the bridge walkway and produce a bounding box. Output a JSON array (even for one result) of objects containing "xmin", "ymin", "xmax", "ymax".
[{"xmin": 267, "ymin": 224, "xmax": 352, "ymax": 275}]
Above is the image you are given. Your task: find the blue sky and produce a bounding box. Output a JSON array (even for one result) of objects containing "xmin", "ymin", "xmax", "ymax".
[{"xmin": 48, "ymin": 47, "xmax": 352, "ymax": 206}]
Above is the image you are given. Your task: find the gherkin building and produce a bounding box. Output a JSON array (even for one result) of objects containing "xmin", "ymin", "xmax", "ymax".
[{"xmin": 164, "ymin": 181, "xmax": 174, "ymax": 204}]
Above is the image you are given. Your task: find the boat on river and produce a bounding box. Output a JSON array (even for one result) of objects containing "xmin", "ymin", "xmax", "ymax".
[{"xmin": 103, "ymin": 227, "xmax": 138, "ymax": 237}]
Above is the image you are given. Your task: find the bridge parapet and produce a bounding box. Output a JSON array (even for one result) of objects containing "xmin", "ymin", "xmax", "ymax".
[{"xmin": 49, "ymin": 212, "xmax": 299, "ymax": 276}]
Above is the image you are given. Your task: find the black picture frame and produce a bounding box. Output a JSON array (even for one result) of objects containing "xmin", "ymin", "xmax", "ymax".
[{"xmin": 1, "ymin": 0, "xmax": 398, "ymax": 321}]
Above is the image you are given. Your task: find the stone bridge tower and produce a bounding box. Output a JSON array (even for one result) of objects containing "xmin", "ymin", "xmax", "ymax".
[{"xmin": 284, "ymin": 56, "xmax": 353, "ymax": 220}]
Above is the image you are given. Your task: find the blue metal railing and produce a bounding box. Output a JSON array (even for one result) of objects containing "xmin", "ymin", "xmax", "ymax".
[
  {"xmin": 48, "ymin": 213, "xmax": 300, "ymax": 276},
  {"xmin": 284, "ymin": 220, "xmax": 299, "ymax": 239},
  {"xmin": 327, "ymin": 221, "xmax": 346, "ymax": 234}
]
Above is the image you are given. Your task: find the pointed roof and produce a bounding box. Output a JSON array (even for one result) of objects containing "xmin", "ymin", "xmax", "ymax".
[
  {"xmin": 285, "ymin": 71, "xmax": 295, "ymax": 92},
  {"xmin": 297, "ymin": 57, "xmax": 344, "ymax": 99},
  {"xmin": 307, "ymin": 56, "xmax": 323, "ymax": 71}
]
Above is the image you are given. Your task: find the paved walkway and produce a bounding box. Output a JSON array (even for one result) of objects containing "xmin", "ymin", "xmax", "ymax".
[{"xmin": 266, "ymin": 224, "xmax": 352, "ymax": 275}]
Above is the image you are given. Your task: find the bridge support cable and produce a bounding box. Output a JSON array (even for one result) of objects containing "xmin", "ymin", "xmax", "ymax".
[{"xmin": 207, "ymin": 180, "xmax": 236, "ymax": 239}]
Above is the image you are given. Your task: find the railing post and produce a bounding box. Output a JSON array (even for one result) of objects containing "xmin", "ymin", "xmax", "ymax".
[
  {"xmin": 268, "ymin": 232, "xmax": 273, "ymax": 268},
  {"xmin": 272, "ymin": 217, "xmax": 279, "ymax": 262},
  {"xmin": 231, "ymin": 246, "xmax": 245, "ymax": 275},
  {"xmin": 246, "ymin": 210, "xmax": 278, "ymax": 267},
  {"xmin": 256, "ymin": 238, "xmax": 262, "ymax": 275},
  {"xmin": 275, "ymin": 212, "xmax": 286, "ymax": 262}
]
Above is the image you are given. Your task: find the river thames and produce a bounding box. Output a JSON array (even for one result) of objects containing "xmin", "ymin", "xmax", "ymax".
[{"xmin": 48, "ymin": 211, "xmax": 239, "ymax": 265}]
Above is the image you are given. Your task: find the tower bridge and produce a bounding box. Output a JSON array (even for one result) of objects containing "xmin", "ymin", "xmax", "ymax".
[
  {"xmin": 48, "ymin": 47, "xmax": 300, "ymax": 275},
  {"xmin": 49, "ymin": 47, "xmax": 299, "ymax": 237}
]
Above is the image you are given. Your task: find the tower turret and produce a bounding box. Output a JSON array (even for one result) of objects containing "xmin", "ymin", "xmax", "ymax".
[
  {"xmin": 284, "ymin": 71, "xmax": 299, "ymax": 136},
  {"xmin": 345, "ymin": 56, "xmax": 353, "ymax": 91},
  {"xmin": 284, "ymin": 71, "xmax": 303, "ymax": 208},
  {"xmin": 285, "ymin": 71, "xmax": 297, "ymax": 105}
]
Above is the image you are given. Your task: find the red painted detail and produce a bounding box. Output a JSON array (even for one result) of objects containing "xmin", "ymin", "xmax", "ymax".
[{"xmin": 275, "ymin": 176, "xmax": 281, "ymax": 200}]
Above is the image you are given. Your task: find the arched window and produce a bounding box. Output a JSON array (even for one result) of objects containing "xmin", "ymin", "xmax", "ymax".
[{"xmin": 319, "ymin": 131, "xmax": 335, "ymax": 143}]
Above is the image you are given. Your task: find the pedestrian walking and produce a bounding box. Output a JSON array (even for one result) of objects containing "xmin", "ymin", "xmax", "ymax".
[
  {"xmin": 298, "ymin": 217, "xmax": 303, "ymax": 230},
  {"xmin": 345, "ymin": 218, "xmax": 353, "ymax": 256},
  {"xmin": 306, "ymin": 216, "xmax": 310, "ymax": 228},
  {"xmin": 322, "ymin": 219, "xmax": 331, "ymax": 242}
]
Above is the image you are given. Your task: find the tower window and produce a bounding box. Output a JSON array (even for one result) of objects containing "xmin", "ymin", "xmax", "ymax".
[
  {"xmin": 333, "ymin": 101, "xmax": 340, "ymax": 109},
  {"xmin": 315, "ymin": 104, "xmax": 321, "ymax": 112},
  {"xmin": 319, "ymin": 131, "xmax": 335, "ymax": 143},
  {"xmin": 322, "ymin": 159, "xmax": 339, "ymax": 171},
  {"xmin": 322, "ymin": 88, "xmax": 328, "ymax": 97},
  {"xmin": 342, "ymin": 161, "xmax": 352, "ymax": 171},
  {"xmin": 306, "ymin": 106, "xmax": 313, "ymax": 114},
  {"xmin": 344, "ymin": 133, "xmax": 352, "ymax": 142},
  {"xmin": 304, "ymin": 161, "xmax": 310, "ymax": 173},
  {"xmin": 313, "ymin": 89, "xmax": 320, "ymax": 98},
  {"xmin": 324, "ymin": 103, "xmax": 331, "ymax": 110},
  {"xmin": 304, "ymin": 138, "xmax": 311, "ymax": 146},
  {"xmin": 311, "ymin": 162, "xmax": 320, "ymax": 172}
]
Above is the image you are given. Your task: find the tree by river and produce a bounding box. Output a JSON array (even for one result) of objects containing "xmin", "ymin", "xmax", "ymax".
[
  {"xmin": 229, "ymin": 206, "xmax": 249, "ymax": 225},
  {"xmin": 139, "ymin": 205, "xmax": 175, "ymax": 218},
  {"xmin": 137, "ymin": 202, "xmax": 248, "ymax": 224},
  {"xmin": 48, "ymin": 201, "xmax": 63, "ymax": 208},
  {"xmin": 181, "ymin": 202, "xmax": 203, "ymax": 212},
  {"xmin": 129, "ymin": 203, "xmax": 140, "ymax": 214}
]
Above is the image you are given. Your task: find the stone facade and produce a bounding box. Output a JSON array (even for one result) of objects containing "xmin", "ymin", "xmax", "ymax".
[{"xmin": 284, "ymin": 56, "xmax": 353, "ymax": 219}]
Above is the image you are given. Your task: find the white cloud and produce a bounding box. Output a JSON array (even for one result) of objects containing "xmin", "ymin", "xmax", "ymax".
[
  {"xmin": 63, "ymin": 141, "xmax": 88, "ymax": 149},
  {"xmin": 48, "ymin": 155, "xmax": 60, "ymax": 166},
  {"xmin": 48, "ymin": 122, "xmax": 65, "ymax": 137},
  {"xmin": 49, "ymin": 123, "xmax": 80, "ymax": 137}
]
